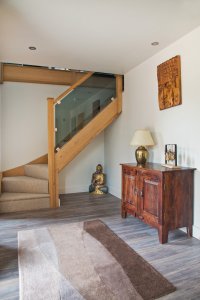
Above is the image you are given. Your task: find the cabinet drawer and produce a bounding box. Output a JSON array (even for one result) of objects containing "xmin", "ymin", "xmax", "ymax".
[{"xmin": 122, "ymin": 166, "xmax": 137, "ymax": 176}]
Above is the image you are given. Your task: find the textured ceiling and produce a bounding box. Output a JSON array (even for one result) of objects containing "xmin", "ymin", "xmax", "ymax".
[{"xmin": 1, "ymin": 0, "xmax": 200, "ymax": 74}]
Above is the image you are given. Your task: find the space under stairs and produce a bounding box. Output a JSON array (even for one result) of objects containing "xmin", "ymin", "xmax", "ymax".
[
  {"xmin": 0, "ymin": 164, "xmax": 49, "ymax": 213},
  {"xmin": 0, "ymin": 71, "xmax": 122, "ymax": 213}
]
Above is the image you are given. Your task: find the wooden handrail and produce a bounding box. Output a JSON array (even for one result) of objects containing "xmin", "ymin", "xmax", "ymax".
[{"xmin": 54, "ymin": 71, "xmax": 94, "ymax": 104}]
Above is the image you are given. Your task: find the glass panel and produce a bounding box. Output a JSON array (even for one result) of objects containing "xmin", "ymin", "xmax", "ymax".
[{"xmin": 55, "ymin": 73, "xmax": 116, "ymax": 149}]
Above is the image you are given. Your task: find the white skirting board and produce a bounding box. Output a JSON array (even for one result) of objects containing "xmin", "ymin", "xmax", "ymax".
[
  {"xmin": 108, "ymin": 185, "xmax": 121, "ymax": 199},
  {"xmin": 59, "ymin": 184, "xmax": 89, "ymax": 194},
  {"xmin": 192, "ymin": 225, "xmax": 200, "ymax": 240}
]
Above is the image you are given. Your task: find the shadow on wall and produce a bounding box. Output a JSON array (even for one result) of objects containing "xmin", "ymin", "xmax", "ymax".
[
  {"xmin": 178, "ymin": 147, "xmax": 196, "ymax": 167},
  {"xmin": 194, "ymin": 170, "xmax": 200, "ymax": 239}
]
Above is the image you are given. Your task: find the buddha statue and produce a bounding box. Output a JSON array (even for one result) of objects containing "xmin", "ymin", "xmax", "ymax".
[{"xmin": 89, "ymin": 164, "xmax": 108, "ymax": 194}]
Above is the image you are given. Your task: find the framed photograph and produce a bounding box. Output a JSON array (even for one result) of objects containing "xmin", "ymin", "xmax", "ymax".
[{"xmin": 165, "ymin": 144, "xmax": 177, "ymax": 166}]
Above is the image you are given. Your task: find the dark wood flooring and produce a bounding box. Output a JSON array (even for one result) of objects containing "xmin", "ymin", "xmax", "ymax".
[{"xmin": 0, "ymin": 192, "xmax": 200, "ymax": 299}]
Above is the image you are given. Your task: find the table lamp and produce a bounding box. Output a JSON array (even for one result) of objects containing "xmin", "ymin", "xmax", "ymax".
[{"xmin": 130, "ymin": 129, "xmax": 155, "ymax": 166}]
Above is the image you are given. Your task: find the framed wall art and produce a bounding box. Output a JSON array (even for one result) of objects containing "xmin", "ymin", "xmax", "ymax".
[{"xmin": 157, "ymin": 55, "xmax": 182, "ymax": 110}]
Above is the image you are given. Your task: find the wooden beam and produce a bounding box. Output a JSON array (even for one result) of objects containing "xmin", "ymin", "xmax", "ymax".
[
  {"xmin": 2, "ymin": 154, "xmax": 48, "ymax": 177},
  {"xmin": 3, "ymin": 64, "xmax": 122, "ymax": 88},
  {"xmin": 47, "ymin": 98, "xmax": 59, "ymax": 208},
  {"xmin": 116, "ymin": 75, "xmax": 123, "ymax": 114},
  {"xmin": 55, "ymin": 99, "xmax": 119, "ymax": 172},
  {"xmin": 3, "ymin": 64, "xmax": 87, "ymax": 86}
]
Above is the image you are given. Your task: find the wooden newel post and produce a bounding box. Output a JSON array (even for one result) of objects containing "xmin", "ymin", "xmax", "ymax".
[
  {"xmin": 116, "ymin": 75, "xmax": 123, "ymax": 114},
  {"xmin": 0, "ymin": 172, "xmax": 2, "ymax": 194},
  {"xmin": 47, "ymin": 97, "xmax": 59, "ymax": 208}
]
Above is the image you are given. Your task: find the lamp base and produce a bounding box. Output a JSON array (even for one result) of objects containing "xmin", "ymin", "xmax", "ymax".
[{"xmin": 135, "ymin": 146, "xmax": 148, "ymax": 167}]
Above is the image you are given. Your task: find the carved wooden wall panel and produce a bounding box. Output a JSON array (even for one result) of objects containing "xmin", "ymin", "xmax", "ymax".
[{"xmin": 157, "ymin": 55, "xmax": 182, "ymax": 110}]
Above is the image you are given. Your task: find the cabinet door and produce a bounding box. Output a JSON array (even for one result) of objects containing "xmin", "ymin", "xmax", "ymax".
[
  {"xmin": 139, "ymin": 173, "xmax": 161, "ymax": 226},
  {"xmin": 123, "ymin": 169, "xmax": 138, "ymax": 213}
]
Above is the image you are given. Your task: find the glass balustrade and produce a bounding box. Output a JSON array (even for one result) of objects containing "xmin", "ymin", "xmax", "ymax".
[{"xmin": 55, "ymin": 73, "xmax": 116, "ymax": 149}]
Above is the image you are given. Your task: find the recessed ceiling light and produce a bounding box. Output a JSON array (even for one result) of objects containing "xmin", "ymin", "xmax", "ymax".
[
  {"xmin": 28, "ymin": 46, "xmax": 36, "ymax": 50},
  {"xmin": 151, "ymin": 42, "xmax": 159, "ymax": 46}
]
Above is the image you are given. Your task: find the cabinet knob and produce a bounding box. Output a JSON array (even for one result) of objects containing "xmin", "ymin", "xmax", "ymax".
[{"xmin": 134, "ymin": 188, "xmax": 138, "ymax": 195}]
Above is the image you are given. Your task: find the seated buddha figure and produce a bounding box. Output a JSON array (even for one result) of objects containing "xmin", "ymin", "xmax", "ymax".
[{"xmin": 89, "ymin": 164, "xmax": 108, "ymax": 194}]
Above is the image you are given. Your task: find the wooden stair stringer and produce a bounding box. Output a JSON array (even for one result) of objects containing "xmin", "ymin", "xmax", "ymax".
[
  {"xmin": 2, "ymin": 154, "xmax": 48, "ymax": 177},
  {"xmin": 55, "ymin": 99, "xmax": 119, "ymax": 172}
]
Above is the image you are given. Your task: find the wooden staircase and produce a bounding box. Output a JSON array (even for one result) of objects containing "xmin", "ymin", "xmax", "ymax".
[{"xmin": 0, "ymin": 71, "xmax": 123, "ymax": 213}]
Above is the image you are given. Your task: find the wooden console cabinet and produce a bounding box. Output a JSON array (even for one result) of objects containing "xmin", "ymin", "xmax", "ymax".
[{"xmin": 121, "ymin": 163, "xmax": 195, "ymax": 244}]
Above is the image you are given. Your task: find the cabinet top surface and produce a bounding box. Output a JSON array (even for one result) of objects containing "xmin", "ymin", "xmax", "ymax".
[{"xmin": 121, "ymin": 163, "xmax": 196, "ymax": 172}]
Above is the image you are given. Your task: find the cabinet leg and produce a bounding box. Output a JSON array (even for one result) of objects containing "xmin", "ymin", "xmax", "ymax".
[
  {"xmin": 158, "ymin": 227, "xmax": 168, "ymax": 244},
  {"xmin": 187, "ymin": 225, "xmax": 193, "ymax": 237},
  {"xmin": 121, "ymin": 210, "xmax": 127, "ymax": 218}
]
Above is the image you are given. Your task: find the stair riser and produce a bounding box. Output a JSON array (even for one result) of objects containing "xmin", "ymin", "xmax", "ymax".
[
  {"xmin": 2, "ymin": 181, "xmax": 48, "ymax": 194},
  {"xmin": 0, "ymin": 197, "xmax": 50, "ymax": 213},
  {"xmin": 24, "ymin": 164, "xmax": 48, "ymax": 180}
]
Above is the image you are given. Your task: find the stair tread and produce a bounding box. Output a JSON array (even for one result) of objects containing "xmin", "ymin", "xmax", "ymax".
[{"xmin": 0, "ymin": 192, "xmax": 50, "ymax": 201}]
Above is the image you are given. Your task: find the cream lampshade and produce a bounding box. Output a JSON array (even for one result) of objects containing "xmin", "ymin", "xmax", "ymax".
[{"xmin": 130, "ymin": 129, "xmax": 155, "ymax": 167}]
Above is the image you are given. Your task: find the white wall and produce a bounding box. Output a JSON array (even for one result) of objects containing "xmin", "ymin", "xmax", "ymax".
[
  {"xmin": 1, "ymin": 82, "xmax": 105, "ymax": 193},
  {"xmin": 104, "ymin": 25, "xmax": 200, "ymax": 239},
  {"xmin": 59, "ymin": 132, "xmax": 104, "ymax": 193},
  {"xmin": 1, "ymin": 82, "xmax": 69, "ymax": 170}
]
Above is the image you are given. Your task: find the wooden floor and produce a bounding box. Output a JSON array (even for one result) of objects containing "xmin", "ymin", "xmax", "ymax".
[{"xmin": 0, "ymin": 192, "xmax": 200, "ymax": 300}]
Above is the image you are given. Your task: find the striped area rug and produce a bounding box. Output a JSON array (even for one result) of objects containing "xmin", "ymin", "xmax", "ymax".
[{"xmin": 18, "ymin": 220, "xmax": 175, "ymax": 300}]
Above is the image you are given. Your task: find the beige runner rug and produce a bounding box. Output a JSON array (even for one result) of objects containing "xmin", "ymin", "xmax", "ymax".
[{"xmin": 18, "ymin": 220, "xmax": 175, "ymax": 300}]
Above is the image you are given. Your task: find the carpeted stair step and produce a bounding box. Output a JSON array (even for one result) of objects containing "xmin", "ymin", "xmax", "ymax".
[
  {"xmin": 0, "ymin": 192, "xmax": 50, "ymax": 213},
  {"xmin": 2, "ymin": 176, "xmax": 48, "ymax": 194},
  {"xmin": 24, "ymin": 164, "xmax": 48, "ymax": 180}
]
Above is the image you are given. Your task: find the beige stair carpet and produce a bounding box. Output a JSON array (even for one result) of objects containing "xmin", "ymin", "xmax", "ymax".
[
  {"xmin": 24, "ymin": 164, "xmax": 48, "ymax": 180},
  {"xmin": 2, "ymin": 176, "xmax": 48, "ymax": 194},
  {"xmin": 0, "ymin": 164, "xmax": 50, "ymax": 213},
  {"xmin": 0, "ymin": 193, "xmax": 50, "ymax": 213}
]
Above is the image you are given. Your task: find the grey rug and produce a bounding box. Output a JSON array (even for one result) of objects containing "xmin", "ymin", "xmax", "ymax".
[{"xmin": 18, "ymin": 220, "xmax": 175, "ymax": 300}]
